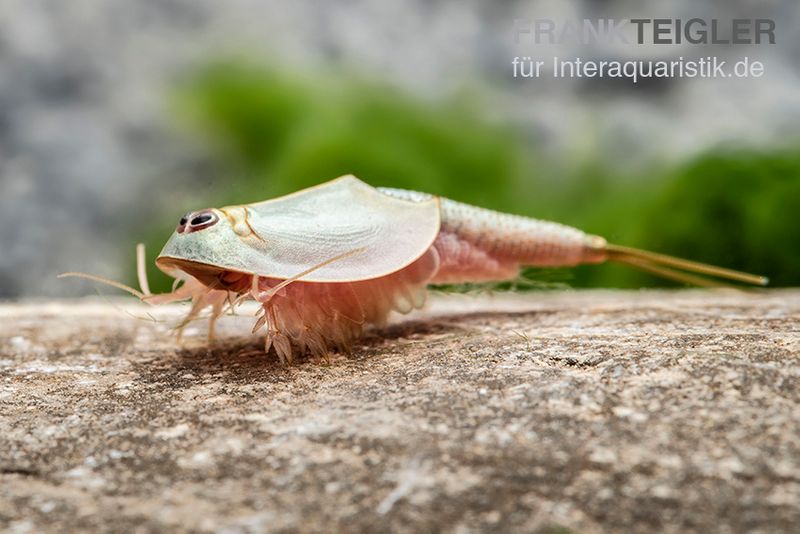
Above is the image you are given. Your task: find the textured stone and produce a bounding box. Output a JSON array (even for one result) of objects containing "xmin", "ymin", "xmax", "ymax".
[{"xmin": 1, "ymin": 290, "xmax": 798, "ymax": 532}]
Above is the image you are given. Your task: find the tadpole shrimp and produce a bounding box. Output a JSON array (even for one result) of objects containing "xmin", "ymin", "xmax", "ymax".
[{"xmin": 61, "ymin": 176, "xmax": 767, "ymax": 363}]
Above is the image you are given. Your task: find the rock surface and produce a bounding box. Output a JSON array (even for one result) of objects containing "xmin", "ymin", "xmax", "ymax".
[{"xmin": 1, "ymin": 290, "xmax": 798, "ymax": 532}]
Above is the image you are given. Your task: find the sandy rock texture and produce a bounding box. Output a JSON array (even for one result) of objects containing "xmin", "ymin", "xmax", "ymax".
[{"xmin": 1, "ymin": 290, "xmax": 798, "ymax": 532}]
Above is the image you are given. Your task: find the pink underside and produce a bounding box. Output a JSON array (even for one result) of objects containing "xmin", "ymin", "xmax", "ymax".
[
  {"xmin": 429, "ymin": 231, "xmax": 521, "ymax": 284},
  {"xmin": 150, "ymin": 231, "xmax": 530, "ymax": 361}
]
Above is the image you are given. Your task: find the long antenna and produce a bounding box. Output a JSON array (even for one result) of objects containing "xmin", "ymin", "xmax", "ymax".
[
  {"xmin": 59, "ymin": 243, "xmax": 156, "ymax": 299},
  {"xmin": 136, "ymin": 243, "xmax": 152, "ymax": 296},
  {"xmin": 57, "ymin": 272, "xmax": 146, "ymax": 299}
]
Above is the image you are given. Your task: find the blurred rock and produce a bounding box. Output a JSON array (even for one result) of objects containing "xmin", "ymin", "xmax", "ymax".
[{"xmin": 1, "ymin": 0, "xmax": 800, "ymax": 297}]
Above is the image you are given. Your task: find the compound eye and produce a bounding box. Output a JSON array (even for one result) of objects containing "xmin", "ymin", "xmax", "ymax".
[{"xmin": 186, "ymin": 209, "xmax": 219, "ymax": 233}]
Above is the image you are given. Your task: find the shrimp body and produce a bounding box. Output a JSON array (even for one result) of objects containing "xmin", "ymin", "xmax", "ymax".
[
  {"xmin": 62, "ymin": 176, "xmax": 766, "ymax": 364},
  {"xmin": 154, "ymin": 187, "xmax": 613, "ymax": 363}
]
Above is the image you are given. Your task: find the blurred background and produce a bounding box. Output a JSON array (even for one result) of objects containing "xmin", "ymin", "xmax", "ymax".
[{"xmin": 1, "ymin": 0, "xmax": 798, "ymax": 298}]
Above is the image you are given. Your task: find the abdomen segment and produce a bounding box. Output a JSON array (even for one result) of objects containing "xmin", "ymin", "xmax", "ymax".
[{"xmin": 379, "ymin": 188, "xmax": 606, "ymax": 284}]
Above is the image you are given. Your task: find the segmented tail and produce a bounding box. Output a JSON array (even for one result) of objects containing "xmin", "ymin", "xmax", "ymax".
[{"xmin": 604, "ymin": 243, "xmax": 768, "ymax": 287}]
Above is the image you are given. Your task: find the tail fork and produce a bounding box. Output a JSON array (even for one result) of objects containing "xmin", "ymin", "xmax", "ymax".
[{"xmin": 599, "ymin": 242, "xmax": 768, "ymax": 287}]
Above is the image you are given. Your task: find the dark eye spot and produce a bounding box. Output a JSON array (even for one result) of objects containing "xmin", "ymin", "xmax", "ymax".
[
  {"xmin": 176, "ymin": 212, "xmax": 192, "ymax": 232},
  {"xmin": 185, "ymin": 209, "xmax": 219, "ymax": 233},
  {"xmin": 190, "ymin": 213, "xmax": 213, "ymax": 226}
]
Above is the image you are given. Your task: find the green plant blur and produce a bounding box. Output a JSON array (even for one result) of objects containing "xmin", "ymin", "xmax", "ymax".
[{"xmin": 136, "ymin": 62, "xmax": 799, "ymax": 293}]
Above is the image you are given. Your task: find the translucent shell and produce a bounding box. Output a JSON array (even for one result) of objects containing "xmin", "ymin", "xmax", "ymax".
[{"xmin": 156, "ymin": 175, "xmax": 441, "ymax": 283}]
